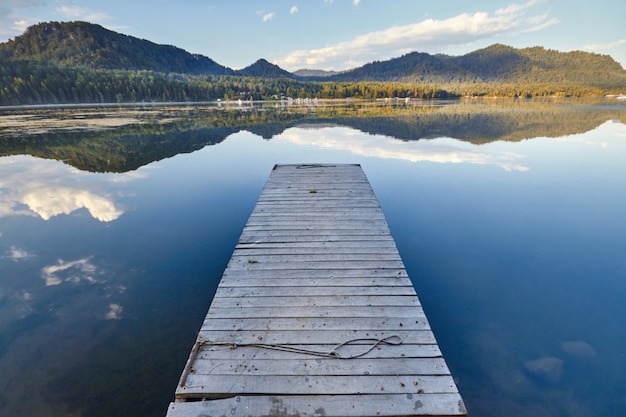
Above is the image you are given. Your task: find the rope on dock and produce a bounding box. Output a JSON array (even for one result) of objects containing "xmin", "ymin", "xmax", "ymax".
[
  {"xmin": 199, "ymin": 335, "xmax": 403, "ymax": 360},
  {"xmin": 179, "ymin": 335, "xmax": 402, "ymax": 388}
]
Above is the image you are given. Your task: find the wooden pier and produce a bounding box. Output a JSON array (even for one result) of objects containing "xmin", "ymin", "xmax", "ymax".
[{"xmin": 166, "ymin": 164, "xmax": 466, "ymax": 417}]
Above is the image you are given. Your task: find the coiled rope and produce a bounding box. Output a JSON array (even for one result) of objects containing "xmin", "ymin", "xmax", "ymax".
[{"xmin": 200, "ymin": 334, "xmax": 402, "ymax": 359}]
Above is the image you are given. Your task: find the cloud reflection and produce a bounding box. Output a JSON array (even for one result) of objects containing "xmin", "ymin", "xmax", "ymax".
[
  {"xmin": 0, "ymin": 155, "xmax": 124, "ymax": 222},
  {"xmin": 278, "ymin": 127, "xmax": 530, "ymax": 171},
  {"xmin": 41, "ymin": 257, "xmax": 97, "ymax": 286},
  {"xmin": 105, "ymin": 303, "xmax": 123, "ymax": 320},
  {"xmin": 561, "ymin": 340, "xmax": 597, "ymax": 358},
  {"xmin": 22, "ymin": 186, "xmax": 123, "ymax": 221},
  {"xmin": 7, "ymin": 246, "xmax": 33, "ymax": 261}
]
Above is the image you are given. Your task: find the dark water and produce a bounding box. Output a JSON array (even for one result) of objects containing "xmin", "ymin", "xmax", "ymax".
[{"xmin": 0, "ymin": 100, "xmax": 625, "ymax": 416}]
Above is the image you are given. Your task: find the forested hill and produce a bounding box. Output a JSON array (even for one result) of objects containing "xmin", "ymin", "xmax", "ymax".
[
  {"xmin": 328, "ymin": 44, "xmax": 626, "ymax": 87},
  {"xmin": 2, "ymin": 21, "xmax": 625, "ymax": 85},
  {"xmin": 238, "ymin": 59, "xmax": 294, "ymax": 78},
  {"xmin": 1, "ymin": 21, "xmax": 625, "ymax": 105},
  {"xmin": 0, "ymin": 21, "xmax": 233, "ymax": 75}
]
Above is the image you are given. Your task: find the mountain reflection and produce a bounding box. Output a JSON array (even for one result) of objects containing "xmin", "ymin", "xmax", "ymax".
[{"xmin": 1, "ymin": 100, "xmax": 624, "ymax": 173}]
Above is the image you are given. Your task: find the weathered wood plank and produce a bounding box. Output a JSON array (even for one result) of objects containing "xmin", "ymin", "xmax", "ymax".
[
  {"xmin": 229, "ymin": 252, "xmax": 402, "ymax": 263},
  {"xmin": 209, "ymin": 294, "xmax": 419, "ymax": 308},
  {"xmin": 205, "ymin": 305, "xmax": 425, "ymax": 319},
  {"xmin": 248, "ymin": 208, "xmax": 385, "ymax": 216},
  {"xmin": 198, "ymin": 343, "xmax": 442, "ymax": 360},
  {"xmin": 190, "ymin": 357, "xmax": 452, "ymax": 376},
  {"xmin": 218, "ymin": 277, "xmax": 413, "ymax": 288},
  {"xmin": 177, "ymin": 374, "xmax": 460, "ymax": 397},
  {"xmin": 221, "ymin": 268, "xmax": 409, "ymax": 278},
  {"xmin": 227, "ymin": 260, "xmax": 405, "ymax": 271},
  {"xmin": 201, "ymin": 316, "xmax": 429, "ymax": 331},
  {"xmin": 239, "ymin": 230, "xmax": 393, "ymax": 240},
  {"xmin": 214, "ymin": 285, "xmax": 417, "ymax": 297},
  {"xmin": 167, "ymin": 393, "xmax": 467, "ymax": 417},
  {"xmin": 235, "ymin": 242, "xmax": 398, "ymax": 252},
  {"xmin": 197, "ymin": 329, "xmax": 436, "ymax": 345},
  {"xmin": 238, "ymin": 235, "xmax": 395, "ymax": 244}
]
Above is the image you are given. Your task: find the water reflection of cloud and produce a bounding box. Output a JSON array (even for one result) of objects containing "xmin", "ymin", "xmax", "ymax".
[
  {"xmin": 561, "ymin": 340, "xmax": 597, "ymax": 358},
  {"xmin": 105, "ymin": 303, "xmax": 123, "ymax": 320},
  {"xmin": 41, "ymin": 257, "xmax": 97, "ymax": 286},
  {"xmin": 15, "ymin": 290, "xmax": 33, "ymax": 301},
  {"xmin": 108, "ymin": 171, "xmax": 149, "ymax": 183},
  {"xmin": 22, "ymin": 186, "xmax": 123, "ymax": 221},
  {"xmin": 524, "ymin": 356, "xmax": 563, "ymax": 383},
  {"xmin": 554, "ymin": 120, "xmax": 626, "ymax": 146},
  {"xmin": 7, "ymin": 246, "xmax": 34, "ymax": 261},
  {"xmin": 0, "ymin": 155, "xmax": 123, "ymax": 222},
  {"xmin": 278, "ymin": 127, "xmax": 530, "ymax": 171}
]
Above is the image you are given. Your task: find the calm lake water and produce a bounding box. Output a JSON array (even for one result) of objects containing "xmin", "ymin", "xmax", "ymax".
[{"xmin": 1, "ymin": 99, "xmax": 625, "ymax": 417}]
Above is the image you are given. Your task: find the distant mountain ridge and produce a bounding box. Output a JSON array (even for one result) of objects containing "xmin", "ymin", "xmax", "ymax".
[
  {"xmin": 2, "ymin": 21, "xmax": 625, "ymax": 86},
  {"xmin": 325, "ymin": 45, "xmax": 626, "ymax": 87},
  {"xmin": 1, "ymin": 21, "xmax": 625, "ymax": 106}
]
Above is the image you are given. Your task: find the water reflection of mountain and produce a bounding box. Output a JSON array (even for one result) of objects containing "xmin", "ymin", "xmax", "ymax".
[
  {"xmin": 0, "ymin": 110, "xmax": 307, "ymax": 172},
  {"xmin": 1, "ymin": 102, "xmax": 624, "ymax": 172},
  {"xmin": 309, "ymin": 104, "xmax": 626, "ymax": 143}
]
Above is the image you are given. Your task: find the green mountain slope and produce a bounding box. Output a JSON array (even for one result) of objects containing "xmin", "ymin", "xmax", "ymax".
[
  {"xmin": 328, "ymin": 44, "xmax": 626, "ymax": 87},
  {"xmin": 455, "ymin": 44, "xmax": 626, "ymax": 86},
  {"xmin": 329, "ymin": 51, "xmax": 476, "ymax": 83},
  {"xmin": 0, "ymin": 21, "xmax": 233, "ymax": 75},
  {"xmin": 238, "ymin": 59, "xmax": 296, "ymax": 78}
]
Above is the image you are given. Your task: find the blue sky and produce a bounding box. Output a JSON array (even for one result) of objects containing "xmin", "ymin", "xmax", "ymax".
[{"xmin": 1, "ymin": 0, "xmax": 625, "ymax": 71}]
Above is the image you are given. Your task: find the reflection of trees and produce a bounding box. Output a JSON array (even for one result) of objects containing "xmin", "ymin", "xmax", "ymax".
[
  {"xmin": 309, "ymin": 101, "xmax": 626, "ymax": 143},
  {"xmin": 0, "ymin": 108, "xmax": 309, "ymax": 172},
  {"xmin": 1, "ymin": 101, "xmax": 624, "ymax": 172}
]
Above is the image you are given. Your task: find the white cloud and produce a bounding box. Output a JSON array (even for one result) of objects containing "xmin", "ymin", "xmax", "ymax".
[
  {"xmin": 290, "ymin": 5, "xmax": 298, "ymax": 15},
  {"xmin": 494, "ymin": 0, "xmax": 541, "ymax": 17},
  {"xmin": 41, "ymin": 257, "xmax": 97, "ymax": 286},
  {"xmin": 353, "ymin": 0, "xmax": 361, "ymax": 6},
  {"xmin": 260, "ymin": 11, "xmax": 275, "ymax": 22},
  {"xmin": 108, "ymin": 171, "xmax": 149, "ymax": 183},
  {"xmin": 12, "ymin": 19, "xmax": 32, "ymax": 32},
  {"xmin": 521, "ymin": 15, "xmax": 559, "ymax": 33},
  {"xmin": 276, "ymin": 0, "xmax": 556, "ymax": 70},
  {"xmin": 583, "ymin": 39, "xmax": 626, "ymax": 51},
  {"xmin": 55, "ymin": 5, "xmax": 110, "ymax": 22}
]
